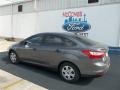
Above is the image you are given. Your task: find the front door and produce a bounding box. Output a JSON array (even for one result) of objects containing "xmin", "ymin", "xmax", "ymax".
[
  {"xmin": 17, "ymin": 35, "xmax": 44, "ymax": 62},
  {"xmin": 32, "ymin": 35, "xmax": 65, "ymax": 66}
]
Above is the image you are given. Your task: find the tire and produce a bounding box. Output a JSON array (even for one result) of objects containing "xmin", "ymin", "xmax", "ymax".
[
  {"xmin": 9, "ymin": 50, "xmax": 19, "ymax": 64},
  {"xmin": 59, "ymin": 62, "xmax": 80, "ymax": 83}
]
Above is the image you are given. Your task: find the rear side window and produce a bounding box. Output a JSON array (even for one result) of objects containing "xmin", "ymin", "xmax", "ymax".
[
  {"xmin": 43, "ymin": 35, "xmax": 76, "ymax": 47},
  {"xmin": 75, "ymin": 36, "xmax": 97, "ymax": 46},
  {"xmin": 43, "ymin": 35, "xmax": 64, "ymax": 46},
  {"xmin": 63, "ymin": 38, "xmax": 76, "ymax": 47}
]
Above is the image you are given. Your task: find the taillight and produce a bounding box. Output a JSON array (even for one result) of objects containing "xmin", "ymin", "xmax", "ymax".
[{"xmin": 82, "ymin": 50, "xmax": 105, "ymax": 59}]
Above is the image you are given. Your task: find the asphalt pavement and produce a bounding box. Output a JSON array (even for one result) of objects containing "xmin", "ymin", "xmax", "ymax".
[{"xmin": 0, "ymin": 51, "xmax": 120, "ymax": 90}]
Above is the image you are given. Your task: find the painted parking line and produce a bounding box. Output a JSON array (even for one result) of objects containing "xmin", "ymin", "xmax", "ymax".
[
  {"xmin": 4, "ymin": 80, "xmax": 48, "ymax": 90},
  {"xmin": 0, "ymin": 69, "xmax": 48, "ymax": 90}
]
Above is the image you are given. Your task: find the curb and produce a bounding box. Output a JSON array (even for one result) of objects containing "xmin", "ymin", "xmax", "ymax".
[
  {"xmin": 0, "ymin": 69, "xmax": 48, "ymax": 90},
  {"xmin": 0, "ymin": 70, "xmax": 22, "ymax": 90},
  {"xmin": 5, "ymin": 80, "xmax": 48, "ymax": 90},
  {"xmin": 3, "ymin": 79, "xmax": 23, "ymax": 90}
]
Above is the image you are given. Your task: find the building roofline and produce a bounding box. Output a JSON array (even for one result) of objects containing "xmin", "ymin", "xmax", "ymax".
[{"xmin": 0, "ymin": 0, "xmax": 32, "ymax": 7}]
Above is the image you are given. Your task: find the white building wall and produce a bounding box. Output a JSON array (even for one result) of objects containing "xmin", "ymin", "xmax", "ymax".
[
  {"xmin": 38, "ymin": 0, "xmax": 88, "ymax": 11},
  {"xmin": 101, "ymin": 0, "xmax": 120, "ymax": 4},
  {"xmin": 0, "ymin": 5, "xmax": 11, "ymax": 15},
  {"xmin": 0, "ymin": 0, "xmax": 120, "ymax": 47},
  {"xmin": 0, "ymin": 15, "xmax": 11, "ymax": 37},
  {"xmin": 34, "ymin": 4, "xmax": 119, "ymax": 46},
  {"xmin": 12, "ymin": 1, "xmax": 35, "ymax": 14},
  {"xmin": 13, "ymin": 13, "xmax": 36, "ymax": 38},
  {"xmin": 86, "ymin": 4, "xmax": 120, "ymax": 46},
  {"xmin": 11, "ymin": 3, "xmax": 120, "ymax": 46}
]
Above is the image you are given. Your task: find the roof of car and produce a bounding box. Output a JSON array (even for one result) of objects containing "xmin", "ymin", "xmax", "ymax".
[{"xmin": 37, "ymin": 32, "xmax": 78, "ymax": 37}]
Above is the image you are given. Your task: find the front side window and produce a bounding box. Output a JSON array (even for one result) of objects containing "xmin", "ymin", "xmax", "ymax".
[{"xmin": 28, "ymin": 36, "xmax": 43, "ymax": 45}]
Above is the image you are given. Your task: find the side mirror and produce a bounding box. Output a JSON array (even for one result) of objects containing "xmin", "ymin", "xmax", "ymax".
[
  {"xmin": 24, "ymin": 41, "xmax": 32, "ymax": 48},
  {"xmin": 24, "ymin": 41, "xmax": 31, "ymax": 45}
]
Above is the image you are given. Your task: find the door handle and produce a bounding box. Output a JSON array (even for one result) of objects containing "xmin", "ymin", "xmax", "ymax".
[
  {"xmin": 56, "ymin": 49, "xmax": 61, "ymax": 53},
  {"xmin": 33, "ymin": 48, "xmax": 37, "ymax": 51}
]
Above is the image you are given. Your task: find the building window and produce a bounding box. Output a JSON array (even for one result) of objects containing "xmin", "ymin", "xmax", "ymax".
[
  {"xmin": 88, "ymin": 0, "xmax": 99, "ymax": 3},
  {"xmin": 18, "ymin": 5, "xmax": 23, "ymax": 12}
]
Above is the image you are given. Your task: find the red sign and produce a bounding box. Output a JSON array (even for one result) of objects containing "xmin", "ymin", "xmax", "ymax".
[{"xmin": 63, "ymin": 11, "xmax": 83, "ymax": 17}]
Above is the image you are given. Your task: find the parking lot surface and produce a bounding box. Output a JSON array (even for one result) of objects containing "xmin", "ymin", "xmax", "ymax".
[
  {"xmin": 0, "ymin": 51, "xmax": 119, "ymax": 90},
  {"xmin": 0, "ymin": 40, "xmax": 120, "ymax": 90}
]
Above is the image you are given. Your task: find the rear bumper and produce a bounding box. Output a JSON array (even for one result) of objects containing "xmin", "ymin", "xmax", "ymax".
[
  {"xmin": 92, "ymin": 60, "xmax": 110, "ymax": 76},
  {"xmin": 80, "ymin": 56, "xmax": 110, "ymax": 76}
]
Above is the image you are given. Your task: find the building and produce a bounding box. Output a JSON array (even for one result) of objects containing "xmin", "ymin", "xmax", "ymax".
[{"xmin": 0, "ymin": 0, "xmax": 120, "ymax": 47}]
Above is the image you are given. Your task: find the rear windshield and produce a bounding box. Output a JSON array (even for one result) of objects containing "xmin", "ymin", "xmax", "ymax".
[{"xmin": 74, "ymin": 36, "xmax": 98, "ymax": 46}]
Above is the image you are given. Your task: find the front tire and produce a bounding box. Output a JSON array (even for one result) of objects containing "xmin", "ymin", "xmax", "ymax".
[
  {"xmin": 59, "ymin": 62, "xmax": 80, "ymax": 83},
  {"xmin": 9, "ymin": 50, "xmax": 19, "ymax": 64}
]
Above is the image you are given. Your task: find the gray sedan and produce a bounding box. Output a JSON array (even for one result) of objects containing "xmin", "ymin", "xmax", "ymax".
[{"xmin": 8, "ymin": 33, "xmax": 110, "ymax": 83}]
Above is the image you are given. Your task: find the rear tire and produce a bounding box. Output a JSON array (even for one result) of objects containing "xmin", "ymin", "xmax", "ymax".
[
  {"xmin": 59, "ymin": 62, "xmax": 80, "ymax": 83},
  {"xmin": 9, "ymin": 50, "xmax": 19, "ymax": 64}
]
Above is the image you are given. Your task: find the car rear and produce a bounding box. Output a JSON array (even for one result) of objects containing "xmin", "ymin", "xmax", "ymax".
[{"xmin": 72, "ymin": 35, "xmax": 110, "ymax": 76}]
